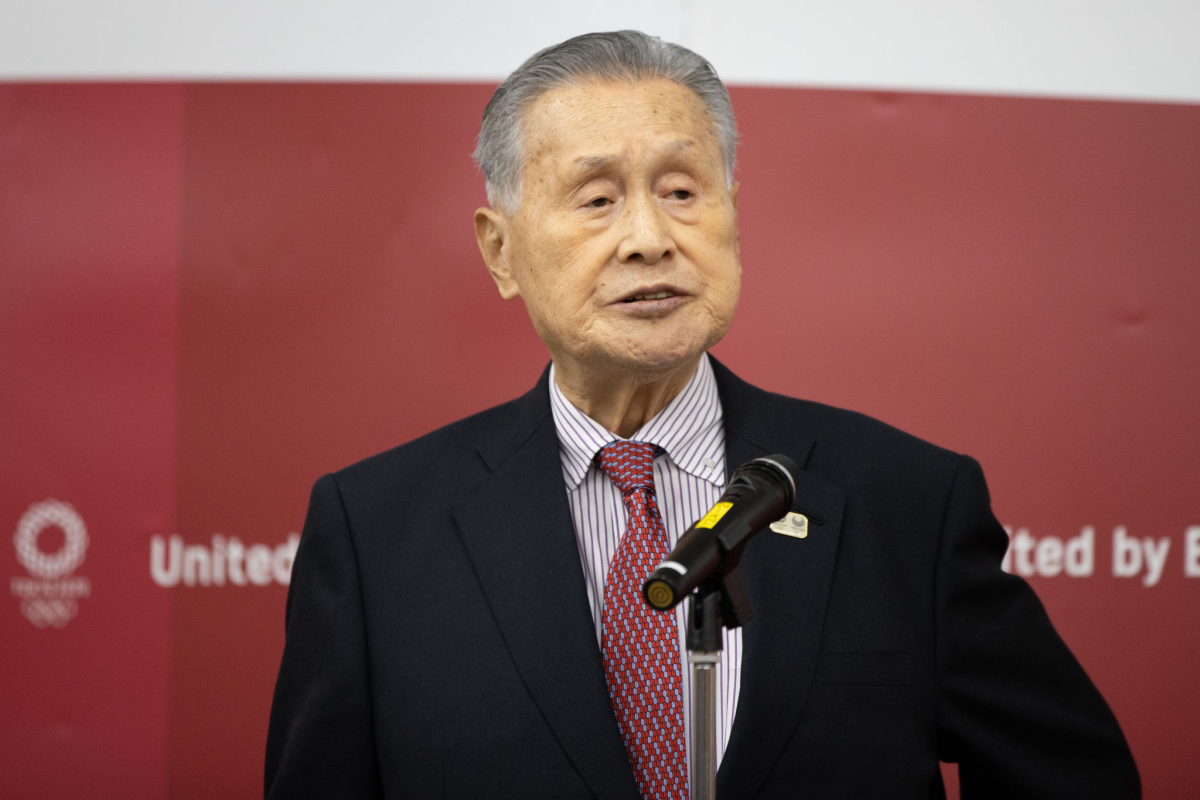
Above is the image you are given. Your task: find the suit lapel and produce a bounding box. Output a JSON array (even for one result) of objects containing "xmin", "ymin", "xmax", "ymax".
[
  {"xmin": 712, "ymin": 360, "xmax": 846, "ymax": 798},
  {"xmin": 451, "ymin": 370, "xmax": 641, "ymax": 800}
]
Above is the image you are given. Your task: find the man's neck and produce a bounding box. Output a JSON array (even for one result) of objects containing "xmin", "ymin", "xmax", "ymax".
[{"xmin": 552, "ymin": 354, "xmax": 703, "ymax": 439}]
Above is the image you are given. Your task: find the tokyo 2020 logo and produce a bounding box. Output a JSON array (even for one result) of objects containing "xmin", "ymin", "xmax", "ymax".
[{"xmin": 10, "ymin": 500, "xmax": 92, "ymax": 628}]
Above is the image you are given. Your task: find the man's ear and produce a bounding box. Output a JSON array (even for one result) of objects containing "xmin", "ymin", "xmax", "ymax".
[
  {"xmin": 474, "ymin": 207, "xmax": 521, "ymax": 300},
  {"xmin": 729, "ymin": 180, "xmax": 740, "ymax": 211}
]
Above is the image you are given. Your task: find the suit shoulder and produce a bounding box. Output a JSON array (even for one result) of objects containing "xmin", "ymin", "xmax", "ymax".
[
  {"xmin": 326, "ymin": 392, "xmax": 534, "ymax": 498},
  {"xmin": 792, "ymin": 391, "xmax": 955, "ymax": 455},
  {"xmin": 714, "ymin": 357, "xmax": 960, "ymax": 470},
  {"xmin": 752, "ymin": 385, "xmax": 965, "ymax": 486}
]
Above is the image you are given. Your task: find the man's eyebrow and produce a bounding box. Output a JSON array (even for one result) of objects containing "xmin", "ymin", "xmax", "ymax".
[{"xmin": 572, "ymin": 155, "xmax": 615, "ymax": 174}]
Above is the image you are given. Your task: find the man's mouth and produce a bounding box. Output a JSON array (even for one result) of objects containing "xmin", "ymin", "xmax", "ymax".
[{"xmin": 622, "ymin": 290, "xmax": 676, "ymax": 303}]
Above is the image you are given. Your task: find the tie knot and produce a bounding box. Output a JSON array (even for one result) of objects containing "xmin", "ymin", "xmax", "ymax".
[{"xmin": 596, "ymin": 441, "xmax": 661, "ymax": 495}]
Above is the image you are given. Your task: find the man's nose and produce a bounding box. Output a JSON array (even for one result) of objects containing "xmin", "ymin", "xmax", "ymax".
[{"xmin": 616, "ymin": 193, "xmax": 675, "ymax": 265}]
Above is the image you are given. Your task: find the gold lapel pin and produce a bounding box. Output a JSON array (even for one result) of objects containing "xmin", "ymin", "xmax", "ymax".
[{"xmin": 770, "ymin": 512, "xmax": 809, "ymax": 539}]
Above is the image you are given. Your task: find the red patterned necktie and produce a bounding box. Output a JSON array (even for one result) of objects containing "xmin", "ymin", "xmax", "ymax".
[{"xmin": 596, "ymin": 441, "xmax": 689, "ymax": 800}]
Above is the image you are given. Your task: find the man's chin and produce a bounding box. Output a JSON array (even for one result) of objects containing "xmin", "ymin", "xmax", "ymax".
[
  {"xmin": 551, "ymin": 327, "xmax": 724, "ymax": 384},
  {"xmin": 601, "ymin": 346, "xmax": 708, "ymax": 381}
]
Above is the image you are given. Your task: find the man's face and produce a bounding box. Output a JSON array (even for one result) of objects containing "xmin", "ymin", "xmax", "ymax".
[{"xmin": 477, "ymin": 78, "xmax": 741, "ymax": 381}]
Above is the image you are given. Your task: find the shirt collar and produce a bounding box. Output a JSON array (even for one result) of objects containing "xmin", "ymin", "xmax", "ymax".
[{"xmin": 548, "ymin": 353, "xmax": 725, "ymax": 491}]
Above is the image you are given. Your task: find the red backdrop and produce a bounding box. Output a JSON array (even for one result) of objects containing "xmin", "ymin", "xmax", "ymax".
[{"xmin": 2, "ymin": 82, "xmax": 1198, "ymax": 798}]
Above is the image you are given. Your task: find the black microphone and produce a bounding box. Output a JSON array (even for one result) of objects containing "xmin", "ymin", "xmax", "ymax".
[{"xmin": 642, "ymin": 454, "xmax": 800, "ymax": 612}]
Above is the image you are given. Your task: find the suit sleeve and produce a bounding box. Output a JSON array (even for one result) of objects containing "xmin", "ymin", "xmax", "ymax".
[
  {"xmin": 934, "ymin": 455, "xmax": 1140, "ymax": 799},
  {"xmin": 265, "ymin": 474, "xmax": 385, "ymax": 799}
]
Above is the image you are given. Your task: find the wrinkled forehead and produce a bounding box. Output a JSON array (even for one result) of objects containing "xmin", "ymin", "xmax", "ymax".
[{"xmin": 518, "ymin": 78, "xmax": 724, "ymax": 176}]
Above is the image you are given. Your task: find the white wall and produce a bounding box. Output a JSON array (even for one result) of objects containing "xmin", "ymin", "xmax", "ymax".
[{"xmin": 1, "ymin": 0, "xmax": 1198, "ymax": 103}]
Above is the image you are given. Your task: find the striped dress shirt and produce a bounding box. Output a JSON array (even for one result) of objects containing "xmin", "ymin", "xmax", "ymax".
[{"xmin": 548, "ymin": 353, "xmax": 742, "ymax": 772}]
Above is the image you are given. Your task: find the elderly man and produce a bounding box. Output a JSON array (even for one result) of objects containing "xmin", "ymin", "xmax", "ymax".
[{"xmin": 266, "ymin": 31, "xmax": 1138, "ymax": 799}]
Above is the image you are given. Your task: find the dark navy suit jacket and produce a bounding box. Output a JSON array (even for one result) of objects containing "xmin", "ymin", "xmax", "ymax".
[{"xmin": 265, "ymin": 359, "xmax": 1138, "ymax": 798}]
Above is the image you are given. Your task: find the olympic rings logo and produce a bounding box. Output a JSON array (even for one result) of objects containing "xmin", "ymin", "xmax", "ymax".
[{"xmin": 19, "ymin": 598, "xmax": 80, "ymax": 628}]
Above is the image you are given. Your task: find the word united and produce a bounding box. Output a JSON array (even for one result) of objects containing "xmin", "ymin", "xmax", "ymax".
[{"xmin": 150, "ymin": 534, "xmax": 299, "ymax": 587}]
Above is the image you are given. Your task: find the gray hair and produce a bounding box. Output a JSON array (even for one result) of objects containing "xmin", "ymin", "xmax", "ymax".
[{"xmin": 473, "ymin": 30, "xmax": 738, "ymax": 212}]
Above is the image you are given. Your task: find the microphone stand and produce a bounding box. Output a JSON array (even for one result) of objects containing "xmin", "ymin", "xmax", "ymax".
[
  {"xmin": 685, "ymin": 567, "xmax": 750, "ymax": 800},
  {"xmin": 686, "ymin": 582, "xmax": 724, "ymax": 800}
]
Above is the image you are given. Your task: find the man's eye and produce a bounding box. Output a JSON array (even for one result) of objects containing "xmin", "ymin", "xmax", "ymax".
[
  {"xmin": 668, "ymin": 189, "xmax": 693, "ymax": 200},
  {"xmin": 586, "ymin": 197, "xmax": 611, "ymax": 208}
]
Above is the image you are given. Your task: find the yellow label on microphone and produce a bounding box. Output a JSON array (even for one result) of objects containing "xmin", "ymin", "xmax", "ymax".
[{"xmin": 696, "ymin": 501, "xmax": 733, "ymax": 529}]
